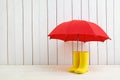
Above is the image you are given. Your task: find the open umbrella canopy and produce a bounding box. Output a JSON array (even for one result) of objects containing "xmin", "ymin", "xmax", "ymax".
[{"xmin": 48, "ymin": 20, "xmax": 110, "ymax": 42}]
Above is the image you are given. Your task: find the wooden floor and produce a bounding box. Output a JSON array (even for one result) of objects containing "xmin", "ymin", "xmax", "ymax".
[{"xmin": 0, "ymin": 65, "xmax": 120, "ymax": 80}]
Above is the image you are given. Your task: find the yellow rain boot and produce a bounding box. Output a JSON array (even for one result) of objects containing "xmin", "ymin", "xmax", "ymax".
[
  {"xmin": 75, "ymin": 51, "xmax": 89, "ymax": 74},
  {"xmin": 68, "ymin": 51, "xmax": 80, "ymax": 72}
]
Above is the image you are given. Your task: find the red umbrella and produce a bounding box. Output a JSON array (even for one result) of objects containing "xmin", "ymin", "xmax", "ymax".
[
  {"xmin": 48, "ymin": 20, "xmax": 110, "ymax": 42},
  {"xmin": 48, "ymin": 20, "xmax": 110, "ymax": 74}
]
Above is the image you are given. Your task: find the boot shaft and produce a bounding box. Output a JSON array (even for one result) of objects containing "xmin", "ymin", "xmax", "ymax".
[
  {"xmin": 73, "ymin": 51, "xmax": 80, "ymax": 68},
  {"xmin": 79, "ymin": 51, "xmax": 89, "ymax": 68}
]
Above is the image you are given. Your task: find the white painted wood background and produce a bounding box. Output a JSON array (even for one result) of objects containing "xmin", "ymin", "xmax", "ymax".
[{"xmin": 0, "ymin": 0, "xmax": 119, "ymax": 65}]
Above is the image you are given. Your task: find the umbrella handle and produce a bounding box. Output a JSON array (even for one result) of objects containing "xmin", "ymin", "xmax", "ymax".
[
  {"xmin": 81, "ymin": 42, "xmax": 84, "ymax": 51},
  {"xmin": 77, "ymin": 41, "xmax": 84, "ymax": 51},
  {"xmin": 77, "ymin": 35, "xmax": 79, "ymax": 52},
  {"xmin": 77, "ymin": 40, "xmax": 78, "ymax": 51}
]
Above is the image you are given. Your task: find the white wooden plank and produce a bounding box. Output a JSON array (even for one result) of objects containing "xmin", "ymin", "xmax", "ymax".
[
  {"xmin": 57, "ymin": 0, "xmax": 65, "ymax": 65},
  {"xmin": 7, "ymin": 0, "xmax": 23, "ymax": 65},
  {"xmin": 48, "ymin": 0, "xmax": 57, "ymax": 64},
  {"xmin": 72, "ymin": 0, "xmax": 81, "ymax": 20},
  {"xmin": 106, "ymin": 0, "xmax": 115, "ymax": 64},
  {"xmin": 114, "ymin": 0, "xmax": 120, "ymax": 64},
  {"xmin": 23, "ymin": 0, "xmax": 33, "ymax": 64},
  {"xmin": 7, "ymin": 0, "xmax": 16, "ymax": 64},
  {"xmin": 32, "ymin": 0, "xmax": 40, "ymax": 65},
  {"xmin": 89, "ymin": 0, "xmax": 98, "ymax": 65},
  {"xmin": 72, "ymin": 0, "xmax": 82, "ymax": 52},
  {"xmin": 82, "ymin": 0, "xmax": 89, "ymax": 20},
  {"xmin": 64, "ymin": 0, "xmax": 72, "ymax": 64},
  {"xmin": 81, "ymin": 0, "xmax": 90, "ymax": 52},
  {"xmin": 39, "ymin": 0, "xmax": 48, "ymax": 64},
  {"xmin": 0, "ymin": 0, "xmax": 7, "ymax": 64},
  {"xmin": 97, "ymin": 0, "xmax": 107, "ymax": 64},
  {"xmin": 14, "ymin": 0, "xmax": 23, "ymax": 64}
]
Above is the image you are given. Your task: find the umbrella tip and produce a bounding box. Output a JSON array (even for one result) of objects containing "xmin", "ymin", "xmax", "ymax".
[
  {"xmin": 108, "ymin": 37, "xmax": 111, "ymax": 40},
  {"xmin": 109, "ymin": 38, "xmax": 111, "ymax": 40}
]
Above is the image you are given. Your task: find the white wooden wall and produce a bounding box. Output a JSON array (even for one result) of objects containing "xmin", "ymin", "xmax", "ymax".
[{"xmin": 0, "ymin": 0, "xmax": 119, "ymax": 65}]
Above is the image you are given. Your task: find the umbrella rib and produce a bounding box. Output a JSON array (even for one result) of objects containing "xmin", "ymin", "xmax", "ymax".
[{"xmin": 86, "ymin": 22, "xmax": 97, "ymax": 36}]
